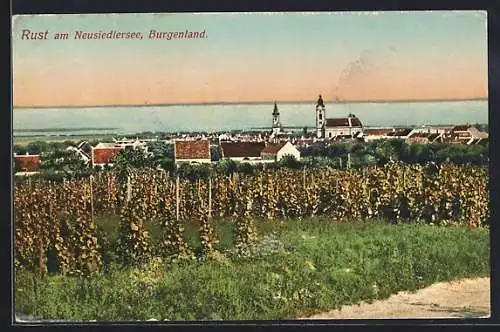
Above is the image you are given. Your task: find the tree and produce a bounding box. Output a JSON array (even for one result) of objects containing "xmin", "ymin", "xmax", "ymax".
[
  {"xmin": 177, "ymin": 163, "xmax": 212, "ymax": 181},
  {"xmin": 13, "ymin": 145, "xmax": 27, "ymax": 155},
  {"xmin": 112, "ymin": 148, "xmax": 155, "ymax": 173},
  {"xmin": 26, "ymin": 141, "xmax": 48, "ymax": 154},
  {"xmin": 147, "ymin": 141, "xmax": 174, "ymax": 159},
  {"xmin": 238, "ymin": 162, "xmax": 255, "ymax": 174},
  {"xmin": 373, "ymin": 139, "xmax": 401, "ymax": 165},
  {"xmin": 210, "ymin": 145, "xmax": 221, "ymax": 162},
  {"xmin": 279, "ymin": 155, "xmax": 302, "ymax": 169},
  {"xmin": 217, "ymin": 159, "xmax": 238, "ymax": 176},
  {"xmin": 40, "ymin": 150, "xmax": 88, "ymax": 173}
]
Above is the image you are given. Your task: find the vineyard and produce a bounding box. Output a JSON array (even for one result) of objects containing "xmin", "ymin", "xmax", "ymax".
[{"xmin": 14, "ymin": 162, "xmax": 489, "ymax": 277}]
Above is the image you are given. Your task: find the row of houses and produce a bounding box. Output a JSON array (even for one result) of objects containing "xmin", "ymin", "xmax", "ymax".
[
  {"xmin": 174, "ymin": 140, "xmax": 301, "ymax": 164},
  {"xmin": 13, "ymin": 122, "xmax": 488, "ymax": 173},
  {"xmin": 363, "ymin": 124, "xmax": 488, "ymax": 145},
  {"xmin": 13, "ymin": 139, "xmax": 301, "ymax": 173}
]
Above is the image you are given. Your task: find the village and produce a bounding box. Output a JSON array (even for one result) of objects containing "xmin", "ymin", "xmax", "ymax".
[
  {"xmin": 12, "ymin": 11, "xmax": 491, "ymax": 322},
  {"xmin": 13, "ymin": 95, "xmax": 489, "ymax": 174}
]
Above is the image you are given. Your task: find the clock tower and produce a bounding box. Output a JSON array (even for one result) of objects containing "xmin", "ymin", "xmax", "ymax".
[
  {"xmin": 316, "ymin": 94, "xmax": 326, "ymax": 138},
  {"xmin": 272, "ymin": 101, "xmax": 282, "ymax": 135}
]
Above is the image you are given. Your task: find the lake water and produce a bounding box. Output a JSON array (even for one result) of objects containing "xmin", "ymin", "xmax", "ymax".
[{"xmin": 13, "ymin": 100, "xmax": 488, "ymax": 136}]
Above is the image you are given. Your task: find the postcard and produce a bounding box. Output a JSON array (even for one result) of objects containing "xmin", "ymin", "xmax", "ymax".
[{"xmin": 12, "ymin": 11, "xmax": 490, "ymax": 322}]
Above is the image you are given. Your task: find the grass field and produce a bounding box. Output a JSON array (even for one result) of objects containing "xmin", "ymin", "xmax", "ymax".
[{"xmin": 14, "ymin": 218, "xmax": 490, "ymax": 321}]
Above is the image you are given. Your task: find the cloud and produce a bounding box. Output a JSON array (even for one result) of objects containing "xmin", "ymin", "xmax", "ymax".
[{"xmin": 333, "ymin": 47, "xmax": 397, "ymax": 100}]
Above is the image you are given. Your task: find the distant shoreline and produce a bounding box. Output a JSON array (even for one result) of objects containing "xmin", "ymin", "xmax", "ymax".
[{"xmin": 13, "ymin": 98, "xmax": 488, "ymax": 109}]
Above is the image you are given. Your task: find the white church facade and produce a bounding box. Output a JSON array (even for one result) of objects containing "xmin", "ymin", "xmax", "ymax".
[{"xmin": 315, "ymin": 95, "xmax": 364, "ymax": 139}]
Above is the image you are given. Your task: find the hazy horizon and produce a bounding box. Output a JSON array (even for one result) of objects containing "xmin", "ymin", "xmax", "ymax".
[
  {"xmin": 12, "ymin": 11, "xmax": 488, "ymax": 107},
  {"xmin": 12, "ymin": 96, "xmax": 488, "ymax": 109},
  {"xmin": 13, "ymin": 100, "xmax": 488, "ymax": 134}
]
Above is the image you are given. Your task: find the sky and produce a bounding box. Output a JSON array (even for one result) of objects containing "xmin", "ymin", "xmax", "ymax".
[{"xmin": 12, "ymin": 11, "xmax": 488, "ymax": 107}]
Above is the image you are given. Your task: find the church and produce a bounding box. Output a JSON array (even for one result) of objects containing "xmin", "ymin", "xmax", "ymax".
[{"xmin": 315, "ymin": 94, "xmax": 364, "ymax": 139}]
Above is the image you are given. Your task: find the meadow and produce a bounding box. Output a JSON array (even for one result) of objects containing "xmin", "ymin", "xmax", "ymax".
[
  {"xmin": 15, "ymin": 219, "xmax": 489, "ymax": 321},
  {"xmin": 14, "ymin": 162, "xmax": 490, "ymax": 320}
]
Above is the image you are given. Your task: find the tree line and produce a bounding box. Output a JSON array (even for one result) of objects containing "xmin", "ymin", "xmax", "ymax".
[{"xmin": 13, "ymin": 139, "xmax": 488, "ymax": 182}]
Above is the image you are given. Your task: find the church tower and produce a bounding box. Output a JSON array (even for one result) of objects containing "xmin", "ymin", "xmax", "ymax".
[
  {"xmin": 316, "ymin": 94, "xmax": 326, "ymax": 138},
  {"xmin": 272, "ymin": 101, "xmax": 282, "ymax": 135}
]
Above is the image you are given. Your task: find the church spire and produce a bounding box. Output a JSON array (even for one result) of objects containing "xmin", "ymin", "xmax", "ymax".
[
  {"xmin": 272, "ymin": 101, "xmax": 282, "ymax": 135},
  {"xmin": 316, "ymin": 94, "xmax": 325, "ymax": 108},
  {"xmin": 273, "ymin": 101, "xmax": 279, "ymax": 116}
]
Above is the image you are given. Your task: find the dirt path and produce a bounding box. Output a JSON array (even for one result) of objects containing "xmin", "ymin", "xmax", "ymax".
[{"xmin": 300, "ymin": 277, "xmax": 490, "ymax": 319}]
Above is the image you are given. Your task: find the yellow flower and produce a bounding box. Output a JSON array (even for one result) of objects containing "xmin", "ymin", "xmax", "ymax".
[{"xmin": 305, "ymin": 260, "xmax": 316, "ymax": 271}]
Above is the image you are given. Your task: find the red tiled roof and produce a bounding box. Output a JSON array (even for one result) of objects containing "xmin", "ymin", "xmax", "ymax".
[
  {"xmin": 175, "ymin": 140, "xmax": 210, "ymax": 160},
  {"xmin": 261, "ymin": 142, "xmax": 287, "ymax": 154},
  {"xmin": 92, "ymin": 147, "xmax": 123, "ymax": 165},
  {"xmin": 220, "ymin": 142, "xmax": 265, "ymax": 158},
  {"xmin": 325, "ymin": 117, "xmax": 362, "ymax": 127},
  {"xmin": 325, "ymin": 118, "xmax": 350, "ymax": 127},
  {"xmin": 364, "ymin": 128, "xmax": 392, "ymax": 136},
  {"xmin": 15, "ymin": 155, "xmax": 41, "ymax": 172}
]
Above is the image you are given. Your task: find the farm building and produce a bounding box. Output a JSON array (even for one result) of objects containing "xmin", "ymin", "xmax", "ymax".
[
  {"xmin": 14, "ymin": 153, "xmax": 41, "ymax": 172},
  {"xmin": 220, "ymin": 141, "xmax": 266, "ymax": 163},
  {"xmin": 362, "ymin": 128, "xmax": 394, "ymax": 141},
  {"xmin": 174, "ymin": 139, "xmax": 211, "ymax": 164},
  {"xmin": 261, "ymin": 141, "xmax": 301, "ymax": 162},
  {"xmin": 91, "ymin": 145, "xmax": 124, "ymax": 168}
]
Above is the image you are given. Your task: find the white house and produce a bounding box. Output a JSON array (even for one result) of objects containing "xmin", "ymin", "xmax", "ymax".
[
  {"xmin": 261, "ymin": 141, "xmax": 300, "ymax": 162},
  {"xmin": 174, "ymin": 139, "xmax": 211, "ymax": 164},
  {"xmin": 113, "ymin": 138, "xmax": 149, "ymax": 152},
  {"xmin": 362, "ymin": 128, "xmax": 394, "ymax": 142}
]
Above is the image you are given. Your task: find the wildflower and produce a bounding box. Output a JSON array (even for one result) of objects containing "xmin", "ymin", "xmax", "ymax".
[
  {"xmin": 372, "ymin": 283, "xmax": 379, "ymax": 296},
  {"xmin": 305, "ymin": 260, "xmax": 316, "ymax": 271}
]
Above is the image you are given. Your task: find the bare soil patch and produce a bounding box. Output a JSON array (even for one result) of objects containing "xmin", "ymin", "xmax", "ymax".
[{"xmin": 300, "ymin": 277, "xmax": 490, "ymax": 319}]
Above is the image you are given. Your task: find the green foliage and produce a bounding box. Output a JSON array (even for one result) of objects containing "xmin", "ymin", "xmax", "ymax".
[
  {"xmin": 279, "ymin": 155, "xmax": 303, "ymax": 169},
  {"xmin": 13, "ymin": 144, "xmax": 28, "ymax": 155},
  {"xmin": 15, "ymin": 220, "xmax": 489, "ymax": 321},
  {"xmin": 237, "ymin": 162, "xmax": 255, "ymax": 175},
  {"xmin": 300, "ymin": 140, "xmax": 488, "ymax": 167},
  {"xmin": 40, "ymin": 150, "xmax": 88, "ymax": 173},
  {"xmin": 26, "ymin": 141, "xmax": 48, "ymax": 154},
  {"xmin": 177, "ymin": 163, "xmax": 212, "ymax": 181},
  {"xmin": 217, "ymin": 159, "xmax": 238, "ymax": 176},
  {"xmin": 112, "ymin": 148, "xmax": 155, "ymax": 173},
  {"xmin": 147, "ymin": 141, "xmax": 174, "ymax": 159},
  {"xmin": 210, "ymin": 145, "xmax": 222, "ymax": 162}
]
